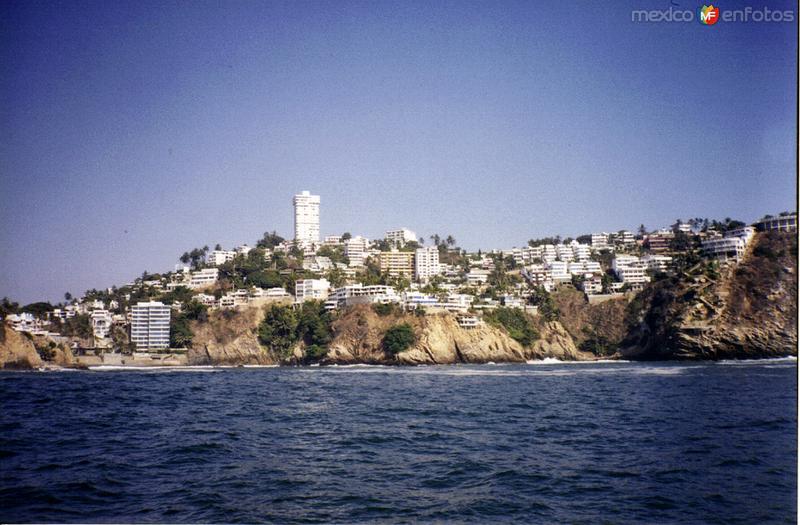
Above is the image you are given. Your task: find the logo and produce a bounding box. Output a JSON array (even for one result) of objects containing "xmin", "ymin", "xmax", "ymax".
[{"xmin": 699, "ymin": 5, "xmax": 720, "ymax": 24}]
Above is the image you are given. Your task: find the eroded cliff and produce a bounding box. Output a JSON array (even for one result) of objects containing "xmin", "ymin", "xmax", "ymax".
[{"xmin": 621, "ymin": 231, "xmax": 797, "ymax": 360}]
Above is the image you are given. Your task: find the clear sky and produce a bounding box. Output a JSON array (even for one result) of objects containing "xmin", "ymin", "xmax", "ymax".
[{"xmin": 1, "ymin": 0, "xmax": 796, "ymax": 304}]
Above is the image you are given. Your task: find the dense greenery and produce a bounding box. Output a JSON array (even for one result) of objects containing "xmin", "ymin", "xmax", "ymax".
[
  {"xmin": 527, "ymin": 287, "xmax": 560, "ymax": 322},
  {"xmin": 383, "ymin": 323, "xmax": 416, "ymax": 355},
  {"xmin": 579, "ymin": 326, "xmax": 617, "ymax": 357},
  {"xmin": 257, "ymin": 301, "xmax": 332, "ymax": 360},
  {"xmin": 169, "ymin": 314, "xmax": 194, "ymax": 348},
  {"xmin": 483, "ymin": 307, "xmax": 539, "ymax": 347},
  {"xmin": 61, "ymin": 314, "xmax": 93, "ymax": 339},
  {"xmin": 372, "ymin": 303, "xmax": 399, "ymax": 316}
]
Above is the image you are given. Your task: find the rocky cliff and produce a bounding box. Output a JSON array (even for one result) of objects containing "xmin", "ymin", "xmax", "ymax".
[
  {"xmin": 188, "ymin": 308, "xmax": 279, "ymax": 365},
  {"xmin": 324, "ymin": 305, "xmax": 593, "ymax": 365},
  {"xmin": 621, "ymin": 231, "xmax": 797, "ymax": 360},
  {"xmin": 0, "ymin": 323, "xmax": 43, "ymax": 369}
]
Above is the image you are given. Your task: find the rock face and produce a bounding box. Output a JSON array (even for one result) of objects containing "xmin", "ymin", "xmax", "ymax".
[
  {"xmin": 621, "ymin": 231, "xmax": 797, "ymax": 360},
  {"xmin": 188, "ymin": 308, "xmax": 279, "ymax": 365},
  {"xmin": 0, "ymin": 323, "xmax": 43, "ymax": 369},
  {"xmin": 324, "ymin": 305, "xmax": 592, "ymax": 365}
]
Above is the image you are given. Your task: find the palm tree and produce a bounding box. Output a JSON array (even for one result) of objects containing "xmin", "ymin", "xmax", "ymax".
[{"xmin": 445, "ymin": 235, "xmax": 455, "ymax": 248}]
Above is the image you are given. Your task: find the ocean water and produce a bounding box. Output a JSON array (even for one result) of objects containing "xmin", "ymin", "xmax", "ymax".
[{"xmin": 0, "ymin": 359, "xmax": 796, "ymax": 524}]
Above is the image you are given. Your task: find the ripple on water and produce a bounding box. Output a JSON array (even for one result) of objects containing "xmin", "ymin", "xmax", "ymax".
[{"xmin": 0, "ymin": 361, "xmax": 796, "ymax": 524}]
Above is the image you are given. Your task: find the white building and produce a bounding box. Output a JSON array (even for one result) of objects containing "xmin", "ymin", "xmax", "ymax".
[
  {"xmin": 415, "ymin": 247, "xmax": 441, "ymax": 281},
  {"xmin": 295, "ymin": 279, "xmax": 331, "ymax": 303},
  {"xmin": 207, "ymin": 250, "xmax": 236, "ymax": 266},
  {"xmin": 293, "ymin": 190, "xmax": 320, "ymax": 248},
  {"xmin": 571, "ymin": 242, "xmax": 591, "ymax": 261},
  {"xmin": 188, "ymin": 268, "xmax": 219, "ymax": 289},
  {"xmin": 385, "ymin": 228, "xmax": 417, "ymax": 247},
  {"xmin": 754, "ymin": 213, "xmax": 797, "ymax": 232},
  {"xmin": 642, "ymin": 254, "xmax": 673, "ymax": 273},
  {"xmin": 701, "ymin": 237, "xmax": 747, "ymax": 263},
  {"xmin": 325, "ymin": 284, "xmax": 399, "ymax": 309},
  {"xmin": 303, "ymin": 256, "xmax": 334, "ymax": 272},
  {"xmin": 546, "ymin": 260, "xmax": 570, "ymax": 282},
  {"xmin": 466, "ymin": 269, "xmax": 490, "ymax": 286},
  {"xmin": 612, "ymin": 256, "xmax": 650, "ymax": 289},
  {"xmin": 323, "ymin": 235, "xmax": 342, "ymax": 245},
  {"xmin": 130, "ymin": 301, "xmax": 171, "ymax": 350},
  {"xmin": 344, "ymin": 236, "xmax": 370, "ymax": 267},
  {"xmin": 90, "ymin": 310, "xmax": 113, "ymax": 339},
  {"xmin": 236, "ymin": 244, "xmax": 253, "ymax": 256},
  {"xmin": 618, "ymin": 231, "xmax": 636, "ymax": 245},
  {"xmin": 592, "ymin": 233, "xmax": 611, "ymax": 251},
  {"xmin": 581, "ymin": 275, "xmax": 603, "ymax": 295}
]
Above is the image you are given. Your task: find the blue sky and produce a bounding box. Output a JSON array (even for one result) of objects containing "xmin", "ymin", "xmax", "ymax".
[{"xmin": 1, "ymin": 0, "xmax": 796, "ymax": 304}]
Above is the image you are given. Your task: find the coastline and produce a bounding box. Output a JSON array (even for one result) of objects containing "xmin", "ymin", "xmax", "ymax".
[{"xmin": 4, "ymin": 354, "xmax": 795, "ymax": 372}]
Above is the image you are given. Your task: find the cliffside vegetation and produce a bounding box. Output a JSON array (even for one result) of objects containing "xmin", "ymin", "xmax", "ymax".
[
  {"xmin": 483, "ymin": 307, "xmax": 539, "ymax": 347},
  {"xmin": 621, "ymin": 231, "xmax": 797, "ymax": 359},
  {"xmin": 257, "ymin": 301, "xmax": 332, "ymax": 361}
]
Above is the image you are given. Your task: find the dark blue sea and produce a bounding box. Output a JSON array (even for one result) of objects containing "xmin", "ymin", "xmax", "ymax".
[{"xmin": 1, "ymin": 359, "xmax": 796, "ymax": 524}]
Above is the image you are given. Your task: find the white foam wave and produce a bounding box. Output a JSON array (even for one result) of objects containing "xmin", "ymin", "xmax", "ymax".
[
  {"xmin": 526, "ymin": 358, "xmax": 631, "ymax": 365},
  {"xmin": 714, "ymin": 356, "xmax": 797, "ymax": 366},
  {"xmin": 88, "ymin": 365, "xmax": 220, "ymax": 372}
]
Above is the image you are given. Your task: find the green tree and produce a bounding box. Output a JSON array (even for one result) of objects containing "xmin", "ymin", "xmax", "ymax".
[
  {"xmin": 169, "ymin": 315, "xmax": 193, "ymax": 348},
  {"xmin": 257, "ymin": 230, "xmax": 285, "ymax": 249},
  {"xmin": 383, "ymin": 323, "xmax": 416, "ymax": 355},
  {"xmin": 483, "ymin": 307, "xmax": 539, "ymax": 346},
  {"xmin": 184, "ymin": 300, "xmax": 209, "ymax": 322},
  {"xmin": 63, "ymin": 314, "xmax": 92, "ymax": 339},
  {"xmin": 257, "ymin": 305, "xmax": 299, "ymax": 356}
]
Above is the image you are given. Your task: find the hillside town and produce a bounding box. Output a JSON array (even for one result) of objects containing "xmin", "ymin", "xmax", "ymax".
[{"xmin": 1, "ymin": 190, "xmax": 796, "ymax": 358}]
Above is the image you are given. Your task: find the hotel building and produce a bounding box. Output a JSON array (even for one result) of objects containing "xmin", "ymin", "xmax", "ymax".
[{"xmin": 293, "ymin": 190, "xmax": 320, "ymax": 248}]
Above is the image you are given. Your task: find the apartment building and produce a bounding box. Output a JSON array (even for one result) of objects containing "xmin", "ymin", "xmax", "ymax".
[
  {"xmin": 207, "ymin": 250, "xmax": 236, "ymax": 266},
  {"xmin": 414, "ymin": 246, "xmax": 441, "ymax": 281},
  {"xmin": 466, "ymin": 269, "xmax": 490, "ymax": 285},
  {"xmin": 323, "ymin": 235, "xmax": 342, "ymax": 245},
  {"xmin": 644, "ymin": 234, "xmax": 671, "ymax": 254},
  {"xmin": 379, "ymin": 250, "xmax": 415, "ymax": 277},
  {"xmin": 188, "ymin": 268, "xmax": 219, "ymax": 289},
  {"xmin": 90, "ymin": 309, "xmax": 113, "ymax": 339},
  {"xmin": 385, "ymin": 228, "xmax": 417, "ymax": 247},
  {"xmin": 753, "ymin": 213, "xmax": 797, "ymax": 232},
  {"xmin": 303, "ymin": 256, "xmax": 334, "ymax": 272},
  {"xmin": 295, "ymin": 279, "xmax": 331, "ymax": 303},
  {"xmin": 293, "ymin": 190, "xmax": 320, "ymax": 248},
  {"xmin": 130, "ymin": 301, "xmax": 171, "ymax": 350},
  {"xmin": 591, "ymin": 233, "xmax": 611, "ymax": 251},
  {"xmin": 325, "ymin": 284, "xmax": 399, "ymax": 309},
  {"xmin": 612, "ymin": 255, "xmax": 650, "ymax": 289},
  {"xmin": 546, "ymin": 260, "xmax": 570, "ymax": 282},
  {"xmin": 642, "ymin": 254, "xmax": 673, "ymax": 273},
  {"xmin": 701, "ymin": 237, "xmax": 747, "ymax": 263},
  {"xmin": 344, "ymin": 236, "xmax": 370, "ymax": 267}
]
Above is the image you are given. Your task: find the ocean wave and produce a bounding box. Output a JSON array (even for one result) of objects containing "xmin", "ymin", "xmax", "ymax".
[
  {"xmin": 714, "ymin": 356, "xmax": 797, "ymax": 366},
  {"xmin": 88, "ymin": 365, "xmax": 221, "ymax": 372},
  {"xmin": 526, "ymin": 358, "xmax": 631, "ymax": 365}
]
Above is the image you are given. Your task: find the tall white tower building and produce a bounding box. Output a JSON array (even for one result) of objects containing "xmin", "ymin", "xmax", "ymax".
[{"xmin": 293, "ymin": 190, "xmax": 320, "ymax": 248}]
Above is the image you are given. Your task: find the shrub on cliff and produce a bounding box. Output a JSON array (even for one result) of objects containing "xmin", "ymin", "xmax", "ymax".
[
  {"xmin": 383, "ymin": 324, "xmax": 416, "ymax": 355},
  {"xmin": 258, "ymin": 301, "xmax": 332, "ymax": 360},
  {"xmin": 484, "ymin": 307, "xmax": 539, "ymax": 347},
  {"xmin": 372, "ymin": 303, "xmax": 398, "ymax": 316},
  {"xmin": 258, "ymin": 305, "xmax": 299, "ymax": 356}
]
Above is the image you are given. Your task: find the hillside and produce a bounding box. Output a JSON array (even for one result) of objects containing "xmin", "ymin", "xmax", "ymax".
[
  {"xmin": 188, "ymin": 307, "xmax": 280, "ymax": 365},
  {"xmin": 324, "ymin": 305, "xmax": 594, "ymax": 365},
  {"xmin": 621, "ymin": 231, "xmax": 797, "ymax": 360}
]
